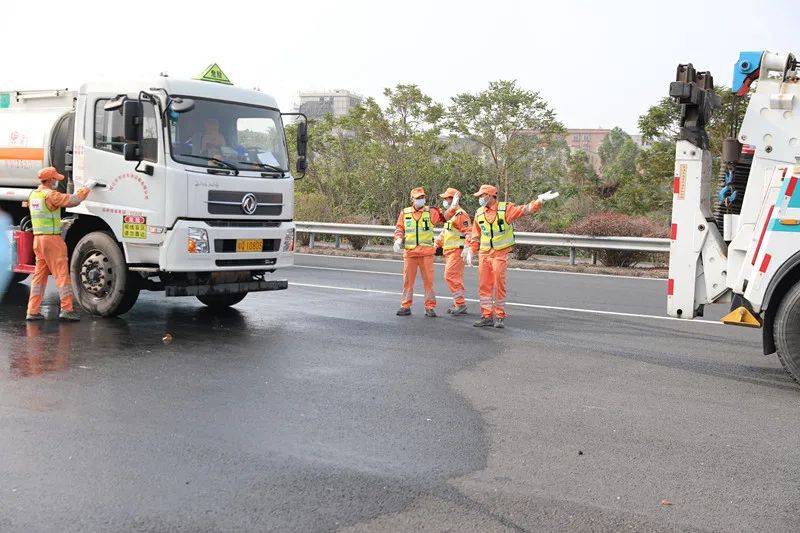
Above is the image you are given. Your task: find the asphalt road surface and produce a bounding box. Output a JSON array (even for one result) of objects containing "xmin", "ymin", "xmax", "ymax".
[{"xmin": 1, "ymin": 253, "xmax": 798, "ymax": 532}]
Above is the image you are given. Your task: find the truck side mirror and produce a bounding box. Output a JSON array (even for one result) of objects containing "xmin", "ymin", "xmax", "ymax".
[
  {"xmin": 297, "ymin": 120, "xmax": 308, "ymax": 158},
  {"xmin": 123, "ymin": 142, "xmax": 141, "ymax": 162},
  {"xmin": 122, "ymin": 100, "xmax": 143, "ymax": 162},
  {"xmin": 169, "ymin": 97, "xmax": 195, "ymax": 114},
  {"xmin": 296, "ymin": 156, "xmax": 307, "ymax": 175}
]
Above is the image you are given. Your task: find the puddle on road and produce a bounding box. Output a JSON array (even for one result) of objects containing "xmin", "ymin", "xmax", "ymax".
[{"xmin": 0, "ymin": 281, "xmax": 274, "ymax": 381}]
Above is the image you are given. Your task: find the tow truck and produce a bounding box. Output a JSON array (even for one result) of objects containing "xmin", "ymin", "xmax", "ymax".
[{"xmin": 668, "ymin": 50, "xmax": 800, "ymax": 383}]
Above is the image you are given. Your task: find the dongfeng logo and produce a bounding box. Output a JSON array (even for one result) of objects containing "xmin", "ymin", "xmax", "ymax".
[{"xmin": 241, "ymin": 193, "xmax": 258, "ymax": 215}]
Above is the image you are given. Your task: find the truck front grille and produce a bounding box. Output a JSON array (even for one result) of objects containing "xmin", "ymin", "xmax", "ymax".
[
  {"xmin": 205, "ymin": 219, "xmax": 283, "ymax": 228},
  {"xmin": 206, "ymin": 191, "xmax": 283, "ymax": 216}
]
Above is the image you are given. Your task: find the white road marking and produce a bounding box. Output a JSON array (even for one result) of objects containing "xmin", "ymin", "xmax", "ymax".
[
  {"xmin": 293, "ymin": 265, "xmax": 401, "ymax": 276},
  {"xmin": 289, "ymin": 282, "xmax": 722, "ymax": 325},
  {"xmin": 294, "ymin": 253, "xmax": 664, "ymax": 281}
]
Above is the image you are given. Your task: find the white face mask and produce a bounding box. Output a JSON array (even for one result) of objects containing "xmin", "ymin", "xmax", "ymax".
[
  {"xmin": 442, "ymin": 200, "xmax": 450, "ymax": 209},
  {"xmin": 414, "ymin": 198, "xmax": 425, "ymax": 209},
  {"xmin": 478, "ymin": 196, "xmax": 488, "ymax": 207}
]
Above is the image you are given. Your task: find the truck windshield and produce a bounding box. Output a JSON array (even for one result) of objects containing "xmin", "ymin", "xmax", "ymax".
[{"xmin": 168, "ymin": 97, "xmax": 288, "ymax": 173}]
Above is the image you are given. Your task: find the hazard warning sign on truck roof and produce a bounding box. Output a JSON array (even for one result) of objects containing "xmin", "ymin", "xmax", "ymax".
[{"xmin": 194, "ymin": 64, "xmax": 232, "ymax": 85}]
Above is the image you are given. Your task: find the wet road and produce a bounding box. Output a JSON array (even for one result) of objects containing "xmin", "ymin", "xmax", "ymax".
[{"xmin": 1, "ymin": 254, "xmax": 798, "ymax": 532}]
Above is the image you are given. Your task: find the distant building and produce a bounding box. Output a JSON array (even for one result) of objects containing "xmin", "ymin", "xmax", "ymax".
[
  {"xmin": 297, "ymin": 90, "xmax": 363, "ymax": 120},
  {"xmin": 563, "ymin": 129, "xmax": 613, "ymax": 173}
]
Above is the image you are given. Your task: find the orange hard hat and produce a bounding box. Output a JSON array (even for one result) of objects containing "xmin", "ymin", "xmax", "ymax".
[
  {"xmin": 410, "ymin": 187, "xmax": 426, "ymax": 199},
  {"xmin": 38, "ymin": 167, "xmax": 65, "ymax": 182},
  {"xmin": 438, "ymin": 187, "xmax": 460, "ymax": 199},
  {"xmin": 472, "ymin": 184, "xmax": 498, "ymax": 197}
]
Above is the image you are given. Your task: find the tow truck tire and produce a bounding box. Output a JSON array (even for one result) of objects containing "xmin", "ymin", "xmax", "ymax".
[
  {"xmin": 773, "ymin": 281, "xmax": 800, "ymax": 384},
  {"xmin": 197, "ymin": 292, "xmax": 248, "ymax": 310},
  {"xmin": 70, "ymin": 231, "xmax": 140, "ymax": 317}
]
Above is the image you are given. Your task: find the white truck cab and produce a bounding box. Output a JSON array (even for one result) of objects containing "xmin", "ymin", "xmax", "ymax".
[{"xmin": 1, "ymin": 67, "xmax": 307, "ymax": 316}]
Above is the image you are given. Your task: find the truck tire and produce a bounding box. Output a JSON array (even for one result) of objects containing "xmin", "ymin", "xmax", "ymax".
[
  {"xmin": 197, "ymin": 292, "xmax": 248, "ymax": 310},
  {"xmin": 70, "ymin": 231, "xmax": 140, "ymax": 317},
  {"xmin": 773, "ymin": 281, "xmax": 800, "ymax": 384}
]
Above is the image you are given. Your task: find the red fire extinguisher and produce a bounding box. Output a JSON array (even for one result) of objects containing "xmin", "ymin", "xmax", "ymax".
[{"xmin": 12, "ymin": 216, "xmax": 35, "ymax": 274}]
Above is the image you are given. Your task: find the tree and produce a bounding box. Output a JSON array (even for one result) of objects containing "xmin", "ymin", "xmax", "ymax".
[
  {"xmin": 566, "ymin": 150, "xmax": 598, "ymax": 192},
  {"xmin": 446, "ymin": 80, "xmax": 564, "ymax": 200},
  {"xmin": 634, "ymin": 86, "xmax": 750, "ymax": 218}
]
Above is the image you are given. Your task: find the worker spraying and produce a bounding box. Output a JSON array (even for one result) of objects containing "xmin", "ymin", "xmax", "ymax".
[
  {"xmin": 25, "ymin": 167, "xmax": 95, "ymax": 321},
  {"xmin": 465, "ymin": 185, "xmax": 559, "ymax": 328},
  {"xmin": 434, "ymin": 188, "xmax": 472, "ymax": 315},
  {"xmin": 393, "ymin": 187, "xmax": 458, "ymax": 317}
]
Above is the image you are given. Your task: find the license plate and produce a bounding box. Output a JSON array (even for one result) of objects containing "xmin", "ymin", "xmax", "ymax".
[{"xmin": 236, "ymin": 239, "xmax": 262, "ymax": 252}]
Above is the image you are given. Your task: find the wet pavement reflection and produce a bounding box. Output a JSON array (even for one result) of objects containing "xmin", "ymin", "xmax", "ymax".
[{"xmin": 0, "ymin": 281, "xmax": 253, "ymax": 382}]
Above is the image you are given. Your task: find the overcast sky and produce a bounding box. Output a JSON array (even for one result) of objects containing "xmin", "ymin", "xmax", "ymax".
[{"xmin": 4, "ymin": 0, "xmax": 799, "ymax": 133}]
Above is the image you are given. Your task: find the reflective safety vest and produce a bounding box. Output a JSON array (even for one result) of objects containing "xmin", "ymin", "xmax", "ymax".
[
  {"xmin": 28, "ymin": 189, "xmax": 61, "ymax": 236},
  {"xmin": 402, "ymin": 206, "xmax": 434, "ymax": 249},
  {"xmin": 475, "ymin": 202, "xmax": 515, "ymax": 251},
  {"xmin": 441, "ymin": 208, "xmax": 468, "ymax": 250}
]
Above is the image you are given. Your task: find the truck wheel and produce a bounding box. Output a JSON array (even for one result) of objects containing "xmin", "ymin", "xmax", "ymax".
[
  {"xmin": 197, "ymin": 292, "xmax": 248, "ymax": 310},
  {"xmin": 70, "ymin": 231, "xmax": 140, "ymax": 317},
  {"xmin": 773, "ymin": 281, "xmax": 800, "ymax": 384}
]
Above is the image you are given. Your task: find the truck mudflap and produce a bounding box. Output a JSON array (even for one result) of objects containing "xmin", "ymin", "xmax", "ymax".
[{"xmin": 165, "ymin": 279, "xmax": 288, "ymax": 297}]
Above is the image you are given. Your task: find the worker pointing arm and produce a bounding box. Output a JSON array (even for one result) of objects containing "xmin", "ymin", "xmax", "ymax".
[
  {"xmin": 43, "ymin": 185, "xmax": 91, "ymax": 210},
  {"xmin": 465, "ymin": 184, "xmax": 558, "ymax": 329}
]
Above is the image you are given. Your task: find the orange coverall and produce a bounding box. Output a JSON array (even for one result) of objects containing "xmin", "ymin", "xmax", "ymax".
[
  {"xmin": 26, "ymin": 186, "xmax": 89, "ymax": 316},
  {"xmin": 394, "ymin": 206, "xmax": 450, "ymax": 310},
  {"xmin": 469, "ymin": 201, "xmax": 540, "ymax": 318},
  {"xmin": 435, "ymin": 210, "xmax": 472, "ymax": 307}
]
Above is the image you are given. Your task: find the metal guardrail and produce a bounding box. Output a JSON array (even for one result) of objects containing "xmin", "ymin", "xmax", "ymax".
[{"xmin": 294, "ymin": 222, "xmax": 669, "ymax": 265}]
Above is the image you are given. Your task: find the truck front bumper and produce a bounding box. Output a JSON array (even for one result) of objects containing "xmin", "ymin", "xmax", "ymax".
[
  {"xmin": 165, "ymin": 278, "xmax": 288, "ymax": 297},
  {"xmin": 160, "ymin": 219, "xmax": 294, "ymax": 272}
]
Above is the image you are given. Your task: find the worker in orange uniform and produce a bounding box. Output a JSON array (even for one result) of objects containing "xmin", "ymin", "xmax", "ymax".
[
  {"xmin": 434, "ymin": 188, "xmax": 472, "ymax": 315},
  {"xmin": 25, "ymin": 167, "xmax": 95, "ymax": 321},
  {"xmin": 394, "ymin": 187, "xmax": 458, "ymax": 317},
  {"xmin": 465, "ymin": 184, "xmax": 559, "ymax": 328}
]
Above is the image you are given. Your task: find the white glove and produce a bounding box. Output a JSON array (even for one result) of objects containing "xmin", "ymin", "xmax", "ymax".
[
  {"xmin": 84, "ymin": 179, "xmax": 99, "ymax": 190},
  {"xmin": 537, "ymin": 190, "xmax": 560, "ymax": 203},
  {"xmin": 461, "ymin": 247, "xmax": 473, "ymax": 267},
  {"xmin": 452, "ymin": 192, "xmax": 461, "ymax": 208},
  {"xmin": 393, "ymin": 238, "xmax": 403, "ymax": 253}
]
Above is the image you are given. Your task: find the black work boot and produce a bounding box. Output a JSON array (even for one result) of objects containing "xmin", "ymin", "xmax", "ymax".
[
  {"xmin": 25, "ymin": 313, "xmax": 44, "ymax": 321},
  {"xmin": 396, "ymin": 307, "xmax": 411, "ymax": 316},
  {"xmin": 425, "ymin": 309, "xmax": 437, "ymax": 318},
  {"xmin": 473, "ymin": 317, "xmax": 494, "ymax": 327},
  {"xmin": 493, "ymin": 317, "xmax": 505, "ymax": 329}
]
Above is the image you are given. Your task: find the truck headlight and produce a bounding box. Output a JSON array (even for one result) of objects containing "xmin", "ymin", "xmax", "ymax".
[
  {"xmin": 281, "ymin": 228, "xmax": 295, "ymax": 252},
  {"xmin": 187, "ymin": 227, "xmax": 210, "ymax": 254}
]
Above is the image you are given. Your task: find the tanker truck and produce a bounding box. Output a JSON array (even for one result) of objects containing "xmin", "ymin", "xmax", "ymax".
[{"xmin": 1, "ymin": 65, "xmax": 307, "ymax": 316}]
